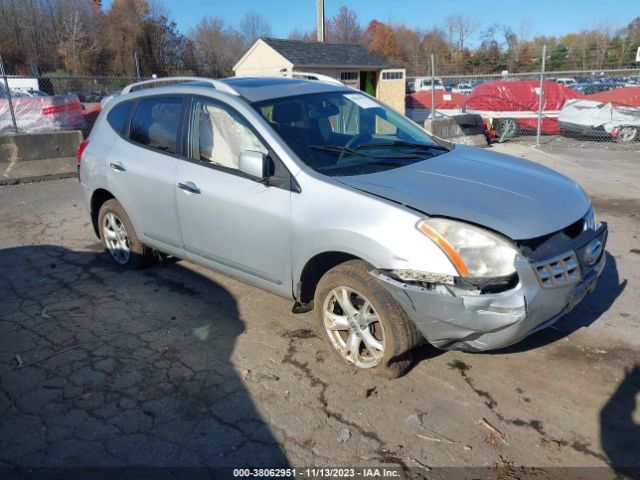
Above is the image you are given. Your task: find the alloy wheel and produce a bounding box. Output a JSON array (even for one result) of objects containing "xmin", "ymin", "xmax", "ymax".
[
  {"xmin": 102, "ymin": 212, "xmax": 131, "ymax": 265},
  {"xmin": 323, "ymin": 286, "xmax": 386, "ymax": 368},
  {"xmin": 618, "ymin": 126, "xmax": 638, "ymax": 143}
]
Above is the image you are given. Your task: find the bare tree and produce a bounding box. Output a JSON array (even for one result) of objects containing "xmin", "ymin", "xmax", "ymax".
[
  {"xmin": 105, "ymin": 0, "xmax": 150, "ymax": 76},
  {"xmin": 287, "ymin": 28, "xmax": 317, "ymax": 42},
  {"xmin": 0, "ymin": 0, "xmax": 61, "ymax": 73},
  {"xmin": 519, "ymin": 18, "xmax": 533, "ymax": 42},
  {"xmin": 143, "ymin": 1, "xmax": 190, "ymax": 75},
  {"xmin": 190, "ymin": 16, "xmax": 245, "ymax": 77},
  {"xmin": 327, "ymin": 6, "xmax": 362, "ymax": 43},
  {"xmin": 444, "ymin": 13, "xmax": 479, "ymax": 51},
  {"xmin": 592, "ymin": 20, "xmax": 616, "ymax": 69},
  {"xmin": 394, "ymin": 24, "xmax": 424, "ymax": 74},
  {"xmin": 2, "ymin": 0, "xmax": 640, "ymax": 78},
  {"xmin": 239, "ymin": 11, "xmax": 272, "ymax": 48},
  {"xmin": 617, "ymin": 17, "xmax": 640, "ymax": 67},
  {"xmin": 57, "ymin": 8, "xmax": 98, "ymax": 74},
  {"xmin": 501, "ymin": 25, "xmax": 518, "ymax": 51},
  {"xmin": 480, "ymin": 23, "xmax": 499, "ymax": 51},
  {"xmin": 420, "ymin": 27, "xmax": 451, "ymax": 73}
]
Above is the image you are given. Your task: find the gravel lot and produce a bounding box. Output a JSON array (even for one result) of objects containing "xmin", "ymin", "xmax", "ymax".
[{"xmin": 0, "ymin": 143, "xmax": 638, "ymax": 479}]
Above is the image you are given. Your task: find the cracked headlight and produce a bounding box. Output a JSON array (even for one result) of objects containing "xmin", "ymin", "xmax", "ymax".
[
  {"xmin": 389, "ymin": 270, "xmax": 455, "ymax": 285},
  {"xmin": 583, "ymin": 206, "xmax": 597, "ymax": 231},
  {"xmin": 417, "ymin": 218, "xmax": 518, "ymax": 278}
]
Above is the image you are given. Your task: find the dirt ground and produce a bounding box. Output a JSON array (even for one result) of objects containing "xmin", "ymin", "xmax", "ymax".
[{"xmin": 0, "ymin": 142, "xmax": 638, "ymax": 479}]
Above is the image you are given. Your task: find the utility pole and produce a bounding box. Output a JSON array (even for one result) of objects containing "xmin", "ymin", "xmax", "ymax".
[
  {"xmin": 0, "ymin": 55, "xmax": 18, "ymax": 134},
  {"xmin": 536, "ymin": 44, "xmax": 547, "ymax": 145},
  {"xmin": 430, "ymin": 54, "xmax": 436, "ymax": 119},
  {"xmin": 134, "ymin": 52, "xmax": 141, "ymax": 80},
  {"xmin": 316, "ymin": 0, "xmax": 324, "ymax": 42}
]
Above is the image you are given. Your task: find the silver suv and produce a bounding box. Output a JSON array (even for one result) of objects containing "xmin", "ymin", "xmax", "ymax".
[{"xmin": 79, "ymin": 76, "xmax": 607, "ymax": 377}]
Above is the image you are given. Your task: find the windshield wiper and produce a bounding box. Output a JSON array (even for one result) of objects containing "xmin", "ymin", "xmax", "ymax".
[
  {"xmin": 356, "ymin": 141, "xmax": 450, "ymax": 151},
  {"xmin": 317, "ymin": 157, "xmax": 426, "ymax": 171},
  {"xmin": 311, "ymin": 144, "xmax": 440, "ymax": 159},
  {"xmin": 310, "ymin": 145, "xmax": 373, "ymax": 158}
]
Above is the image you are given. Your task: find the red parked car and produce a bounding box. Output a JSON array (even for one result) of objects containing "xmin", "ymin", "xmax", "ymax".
[
  {"xmin": 0, "ymin": 88, "xmax": 86, "ymax": 134},
  {"xmin": 462, "ymin": 80, "xmax": 582, "ymax": 140}
]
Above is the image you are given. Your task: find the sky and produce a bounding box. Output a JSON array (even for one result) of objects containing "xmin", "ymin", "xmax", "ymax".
[{"xmin": 101, "ymin": 0, "xmax": 638, "ymax": 47}]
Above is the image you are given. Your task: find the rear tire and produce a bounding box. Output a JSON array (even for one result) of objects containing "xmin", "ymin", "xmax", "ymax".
[
  {"xmin": 496, "ymin": 118, "xmax": 519, "ymax": 141},
  {"xmin": 98, "ymin": 199, "xmax": 155, "ymax": 269},
  {"xmin": 313, "ymin": 260, "xmax": 422, "ymax": 378}
]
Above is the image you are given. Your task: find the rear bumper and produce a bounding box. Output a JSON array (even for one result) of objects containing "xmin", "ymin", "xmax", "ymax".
[{"xmin": 377, "ymin": 223, "xmax": 608, "ymax": 351}]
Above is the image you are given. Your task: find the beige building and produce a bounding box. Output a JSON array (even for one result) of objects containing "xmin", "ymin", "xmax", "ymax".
[{"xmin": 233, "ymin": 38, "xmax": 406, "ymax": 114}]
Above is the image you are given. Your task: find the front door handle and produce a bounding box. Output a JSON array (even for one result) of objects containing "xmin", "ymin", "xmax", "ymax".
[
  {"xmin": 109, "ymin": 162, "xmax": 126, "ymax": 172},
  {"xmin": 178, "ymin": 181, "xmax": 201, "ymax": 194}
]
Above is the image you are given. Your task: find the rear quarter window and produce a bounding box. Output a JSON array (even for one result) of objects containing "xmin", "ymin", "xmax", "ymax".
[{"xmin": 106, "ymin": 101, "xmax": 133, "ymax": 135}]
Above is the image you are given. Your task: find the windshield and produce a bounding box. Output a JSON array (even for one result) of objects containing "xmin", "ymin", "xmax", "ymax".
[{"xmin": 253, "ymin": 91, "xmax": 449, "ymax": 177}]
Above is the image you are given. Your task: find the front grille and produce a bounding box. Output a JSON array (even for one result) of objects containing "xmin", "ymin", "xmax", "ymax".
[
  {"xmin": 532, "ymin": 251, "xmax": 581, "ymax": 289},
  {"xmin": 517, "ymin": 217, "xmax": 586, "ymax": 258}
]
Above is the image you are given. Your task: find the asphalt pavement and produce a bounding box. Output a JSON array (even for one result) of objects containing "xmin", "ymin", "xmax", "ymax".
[{"xmin": 0, "ymin": 143, "xmax": 638, "ymax": 478}]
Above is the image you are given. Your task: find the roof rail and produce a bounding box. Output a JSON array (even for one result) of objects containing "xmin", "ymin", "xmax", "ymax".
[
  {"xmin": 289, "ymin": 71, "xmax": 345, "ymax": 86},
  {"xmin": 121, "ymin": 77, "xmax": 239, "ymax": 96},
  {"xmin": 239, "ymin": 70, "xmax": 345, "ymax": 86}
]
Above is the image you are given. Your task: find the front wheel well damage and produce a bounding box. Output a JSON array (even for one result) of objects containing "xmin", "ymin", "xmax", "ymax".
[
  {"xmin": 90, "ymin": 189, "xmax": 115, "ymax": 238},
  {"xmin": 297, "ymin": 252, "xmax": 361, "ymax": 307}
]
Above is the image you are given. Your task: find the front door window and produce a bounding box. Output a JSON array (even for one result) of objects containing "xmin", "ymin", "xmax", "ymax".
[{"xmin": 188, "ymin": 98, "xmax": 267, "ymax": 170}]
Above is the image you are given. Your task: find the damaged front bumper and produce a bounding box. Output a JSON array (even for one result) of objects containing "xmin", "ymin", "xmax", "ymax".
[{"xmin": 376, "ymin": 223, "xmax": 608, "ymax": 351}]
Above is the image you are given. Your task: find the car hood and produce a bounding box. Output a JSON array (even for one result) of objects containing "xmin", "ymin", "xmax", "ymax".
[{"xmin": 336, "ymin": 145, "xmax": 590, "ymax": 240}]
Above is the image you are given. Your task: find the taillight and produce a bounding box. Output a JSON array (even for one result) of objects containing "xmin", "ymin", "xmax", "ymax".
[{"xmin": 77, "ymin": 139, "xmax": 89, "ymax": 164}]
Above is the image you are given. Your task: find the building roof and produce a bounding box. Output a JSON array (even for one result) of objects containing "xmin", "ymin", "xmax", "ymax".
[{"xmin": 261, "ymin": 38, "xmax": 389, "ymax": 69}]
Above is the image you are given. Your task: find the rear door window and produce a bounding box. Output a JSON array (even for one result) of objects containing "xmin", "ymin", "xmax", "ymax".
[{"xmin": 129, "ymin": 97, "xmax": 184, "ymax": 155}]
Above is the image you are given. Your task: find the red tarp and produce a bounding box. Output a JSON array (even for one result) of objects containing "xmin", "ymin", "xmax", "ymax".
[
  {"xmin": 463, "ymin": 80, "xmax": 583, "ymax": 134},
  {"xmin": 586, "ymin": 86, "xmax": 640, "ymax": 107},
  {"xmin": 406, "ymin": 90, "xmax": 466, "ymax": 110},
  {"xmin": 0, "ymin": 94, "xmax": 85, "ymax": 134}
]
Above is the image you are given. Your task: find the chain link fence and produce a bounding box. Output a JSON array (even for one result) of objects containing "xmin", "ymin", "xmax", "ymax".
[
  {"xmin": 406, "ymin": 61, "xmax": 640, "ymax": 147},
  {"xmin": 2, "ymin": 57, "xmax": 640, "ymax": 150}
]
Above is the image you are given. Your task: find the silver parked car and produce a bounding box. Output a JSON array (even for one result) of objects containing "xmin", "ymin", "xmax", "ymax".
[{"xmin": 79, "ymin": 76, "xmax": 608, "ymax": 378}]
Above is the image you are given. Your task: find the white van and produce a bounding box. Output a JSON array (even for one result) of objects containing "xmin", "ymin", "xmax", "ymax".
[{"xmin": 412, "ymin": 76, "xmax": 445, "ymax": 92}]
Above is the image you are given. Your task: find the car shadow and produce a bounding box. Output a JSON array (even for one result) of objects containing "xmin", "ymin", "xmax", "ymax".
[
  {"xmin": 410, "ymin": 342, "xmax": 447, "ymax": 366},
  {"xmin": 600, "ymin": 365, "xmax": 640, "ymax": 477},
  {"xmin": 491, "ymin": 251, "xmax": 626, "ymax": 354},
  {"xmin": 0, "ymin": 245, "xmax": 288, "ymax": 472}
]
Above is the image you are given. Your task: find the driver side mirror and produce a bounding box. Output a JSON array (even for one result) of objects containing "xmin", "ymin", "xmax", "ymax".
[{"xmin": 239, "ymin": 151, "xmax": 272, "ymax": 180}]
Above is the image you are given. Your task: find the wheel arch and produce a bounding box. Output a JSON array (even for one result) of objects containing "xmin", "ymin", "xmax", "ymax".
[
  {"xmin": 90, "ymin": 188, "xmax": 115, "ymax": 238},
  {"xmin": 297, "ymin": 251, "xmax": 367, "ymax": 305}
]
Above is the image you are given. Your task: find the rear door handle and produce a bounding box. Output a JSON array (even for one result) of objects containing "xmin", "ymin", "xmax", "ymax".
[
  {"xmin": 109, "ymin": 162, "xmax": 126, "ymax": 172},
  {"xmin": 178, "ymin": 181, "xmax": 201, "ymax": 194}
]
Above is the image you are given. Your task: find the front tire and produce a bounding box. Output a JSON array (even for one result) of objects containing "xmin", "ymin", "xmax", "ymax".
[
  {"xmin": 314, "ymin": 260, "xmax": 421, "ymax": 378},
  {"xmin": 98, "ymin": 199, "xmax": 154, "ymax": 268},
  {"xmin": 616, "ymin": 126, "xmax": 638, "ymax": 143}
]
